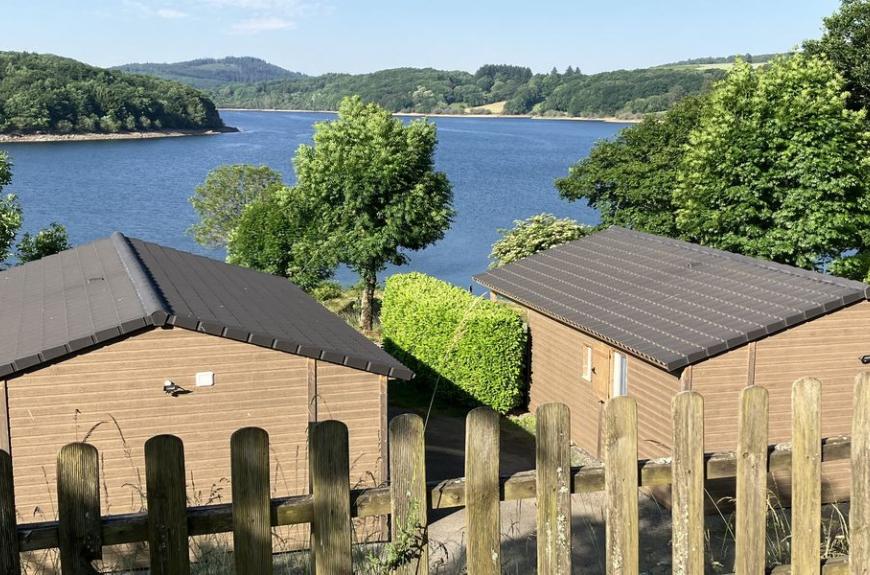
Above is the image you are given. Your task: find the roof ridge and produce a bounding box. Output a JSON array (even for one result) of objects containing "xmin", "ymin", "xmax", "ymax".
[
  {"xmin": 607, "ymin": 226, "xmax": 870, "ymax": 298},
  {"xmin": 110, "ymin": 232, "xmax": 171, "ymax": 318}
]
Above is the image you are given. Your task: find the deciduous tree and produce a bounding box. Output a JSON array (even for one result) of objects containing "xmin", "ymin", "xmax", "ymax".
[
  {"xmin": 489, "ymin": 213, "xmax": 589, "ymax": 268},
  {"xmin": 226, "ymin": 186, "xmax": 332, "ymax": 290},
  {"xmin": 675, "ymin": 56, "xmax": 870, "ymax": 270},
  {"xmin": 0, "ymin": 152, "xmax": 21, "ymax": 265},
  {"xmin": 189, "ymin": 164, "xmax": 283, "ymax": 248},
  {"xmin": 805, "ymin": 0, "xmax": 870, "ymax": 114},
  {"xmin": 556, "ymin": 95, "xmax": 705, "ymax": 237},
  {"xmin": 16, "ymin": 223, "xmax": 70, "ymax": 263},
  {"xmin": 292, "ymin": 96, "xmax": 454, "ymax": 331}
]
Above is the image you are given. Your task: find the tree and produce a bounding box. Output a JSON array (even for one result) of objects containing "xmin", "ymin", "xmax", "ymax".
[
  {"xmin": 292, "ymin": 96, "xmax": 454, "ymax": 331},
  {"xmin": 226, "ymin": 186, "xmax": 332, "ymax": 290},
  {"xmin": 489, "ymin": 213, "xmax": 589, "ymax": 268},
  {"xmin": 675, "ymin": 56, "xmax": 870, "ymax": 270},
  {"xmin": 0, "ymin": 152, "xmax": 22, "ymax": 265},
  {"xmin": 556, "ymin": 95, "xmax": 706, "ymax": 237},
  {"xmin": 188, "ymin": 164, "xmax": 283, "ymax": 248},
  {"xmin": 805, "ymin": 0, "xmax": 870, "ymax": 114},
  {"xmin": 15, "ymin": 223, "xmax": 70, "ymax": 263}
]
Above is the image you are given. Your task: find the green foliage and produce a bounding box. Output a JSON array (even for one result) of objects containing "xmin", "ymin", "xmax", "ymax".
[
  {"xmin": 291, "ymin": 96, "xmax": 454, "ymax": 329},
  {"xmin": 189, "ymin": 164, "xmax": 283, "ymax": 248},
  {"xmin": 381, "ymin": 273, "xmax": 527, "ymax": 413},
  {"xmin": 675, "ymin": 56, "xmax": 870, "ymax": 270},
  {"xmin": 805, "ymin": 0, "xmax": 870, "ymax": 114},
  {"xmin": 0, "ymin": 195, "xmax": 21, "ymax": 265},
  {"xmin": 209, "ymin": 64, "xmax": 723, "ymax": 118},
  {"xmin": 15, "ymin": 223, "xmax": 70, "ymax": 263},
  {"xmin": 660, "ymin": 53, "xmax": 782, "ymax": 67},
  {"xmin": 539, "ymin": 67, "xmax": 722, "ymax": 117},
  {"xmin": 0, "ymin": 51, "xmax": 225, "ymax": 134},
  {"xmin": 556, "ymin": 95, "xmax": 706, "ymax": 236},
  {"xmin": 489, "ymin": 213, "xmax": 589, "ymax": 268},
  {"xmin": 310, "ymin": 280, "xmax": 344, "ymax": 302},
  {"xmin": 0, "ymin": 152, "xmax": 21, "ymax": 265},
  {"xmin": 828, "ymin": 252, "xmax": 870, "ymax": 282},
  {"xmin": 226, "ymin": 186, "xmax": 332, "ymax": 290},
  {"xmin": 114, "ymin": 57, "xmax": 300, "ymax": 90}
]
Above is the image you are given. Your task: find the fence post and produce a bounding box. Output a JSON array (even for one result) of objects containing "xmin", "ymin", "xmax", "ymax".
[
  {"xmin": 852, "ymin": 372, "xmax": 870, "ymax": 575},
  {"xmin": 0, "ymin": 450, "xmax": 20, "ymax": 575},
  {"xmin": 735, "ymin": 385, "xmax": 769, "ymax": 575},
  {"xmin": 671, "ymin": 391, "xmax": 703, "ymax": 575},
  {"xmin": 465, "ymin": 406, "xmax": 500, "ymax": 575},
  {"xmin": 536, "ymin": 403, "xmax": 571, "ymax": 575},
  {"xmin": 231, "ymin": 427, "xmax": 273, "ymax": 575},
  {"xmin": 145, "ymin": 435, "xmax": 190, "ymax": 575},
  {"xmin": 389, "ymin": 413, "xmax": 428, "ymax": 575},
  {"xmin": 604, "ymin": 396, "xmax": 638, "ymax": 575},
  {"xmin": 310, "ymin": 420, "xmax": 352, "ymax": 575},
  {"xmin": 792, "ymin": 378, "xmax": 821, "ymax": 575},
  {"xmin": 57, "ymin": 443, "xmax": 101, "ymax": 575}
]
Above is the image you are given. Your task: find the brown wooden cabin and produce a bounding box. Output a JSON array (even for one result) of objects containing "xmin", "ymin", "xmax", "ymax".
[
  {"xmin": 475, "ymin": 226, "xmax": 870, "ymax": 503},
  {"xmin": 0, "ymin": 232, "xmax": 411, "ymax": 526}
]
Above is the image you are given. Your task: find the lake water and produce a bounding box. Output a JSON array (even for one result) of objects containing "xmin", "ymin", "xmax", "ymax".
[{"xmin": 0, "ymin": 111, "xmax": 628, "ymax": 289}]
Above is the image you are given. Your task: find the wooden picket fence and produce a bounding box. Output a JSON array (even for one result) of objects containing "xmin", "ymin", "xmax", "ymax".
[{"xmin": 1, "ymin": 373, "xmax": 870, "ymax": 574}]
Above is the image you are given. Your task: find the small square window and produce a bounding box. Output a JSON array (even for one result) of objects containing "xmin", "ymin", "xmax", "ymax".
[{"xmin": 582, "ymin": 344, "xmax": 593, "ymax": 381}]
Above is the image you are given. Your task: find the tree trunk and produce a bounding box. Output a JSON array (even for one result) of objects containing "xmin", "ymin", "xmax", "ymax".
[{"xmin": 360, "ymin": 272, "xmax": 377, "ymax": 332}]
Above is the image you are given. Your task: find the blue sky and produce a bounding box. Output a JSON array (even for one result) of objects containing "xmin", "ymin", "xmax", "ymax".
[{"xmin": 1, "ymin": 1, "xmax": 841, "ymax": 74}]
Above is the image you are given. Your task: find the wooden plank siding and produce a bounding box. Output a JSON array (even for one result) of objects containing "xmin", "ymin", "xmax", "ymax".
[
  {"xmin": 690, "ymin": 300, "xmax": 870, "ymax": 503},
  {"xmin": 525, "ymin": 309, "xmax": 680, "ymax": 459},
  {"xmin": 5, "ymin": 327, "xmax": 387, "ymax": 526},
  {"xmin": 522, "ymin": 298, "xmax": 869, "ymax": 504}
]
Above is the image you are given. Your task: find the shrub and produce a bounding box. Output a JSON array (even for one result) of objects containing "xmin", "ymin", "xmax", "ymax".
[
  {"xmin": 311, "ymin": 280, "xmax": 344, "ymax": 301},
  {"xmin": 381, "ymin": 273, "xmax": 527, "ymax": 413}
]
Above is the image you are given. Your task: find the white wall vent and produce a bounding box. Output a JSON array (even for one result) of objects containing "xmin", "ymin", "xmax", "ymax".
[{"xmin": 195, "ymin": 371, "xmax": 215, "ymax": 387}]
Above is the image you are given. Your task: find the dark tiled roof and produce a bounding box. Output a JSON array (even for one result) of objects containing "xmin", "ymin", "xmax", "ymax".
[
  {"xmin": 0, "ymin": 233, "xmax": 411, "ymax": 380},
  {"xmin": 474, "ymin": 226, "xmax": 870, "ymax": 372}
]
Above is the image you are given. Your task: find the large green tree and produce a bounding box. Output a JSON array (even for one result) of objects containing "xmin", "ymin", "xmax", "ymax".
[
  {"xmin": 556, "ymin": 95, "xmax": 705, "ymax": 236},
  {"xmin": 292, "ymin": 96, "xmax": 454, "ymax": 331},
  {"xmin": 0, "ymin": 152, "xmax": 22, "ymax": 265},
  {"xmin": 805, "ymin": 0, "xmax": 870, "ymax": 115},
  {"xmin": 189, "ymin": 164, "xmax": 283, "ymax": 248},
  {"xmin": 489, "ymin": 213, "xmax": 589, "ymax": 268},
  {"xmin": 675, "ymin": 56, "xmax": 870, "ymax": 270},
  {"xmin": 226, "ymin": 186, "xmax": 332, "ymax": 290}
]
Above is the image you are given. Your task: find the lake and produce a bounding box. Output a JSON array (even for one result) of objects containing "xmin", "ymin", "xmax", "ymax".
[{"xmin": 0, "ymin": 111, "xmax": 628, "ymax": 289}]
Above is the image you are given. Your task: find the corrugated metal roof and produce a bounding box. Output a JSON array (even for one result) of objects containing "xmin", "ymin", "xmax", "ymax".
[
  {"xmin": 474, "ymin": 226, "xmax": 870, "ymax": 372},
  {"xmin": 0, "ymin": 232, "xmax": 412, "ymax": 380}
]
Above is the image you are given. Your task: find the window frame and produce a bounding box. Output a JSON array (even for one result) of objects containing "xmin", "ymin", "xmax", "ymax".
[
  {"xmin": 582, "ymin": 344, "xmax": 593, "ymax": 382},
  {"xmin": 611, "ymin": 351, "xmax": 628, "ymax": 397}
]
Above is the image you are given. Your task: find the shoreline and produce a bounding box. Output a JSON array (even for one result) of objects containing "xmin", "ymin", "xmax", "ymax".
[
  {"xmin": 218, "ymin": 107, "xmax": 641, "ymax": 124},
  {"xmin": 0, "ymin": 128, "xmax": 237, "ymax": 144}
]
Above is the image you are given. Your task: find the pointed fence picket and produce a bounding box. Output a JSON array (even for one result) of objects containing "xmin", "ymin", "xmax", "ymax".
[{"xmin": 0, "ymin": 373, "xmax": 867, "ymax": 574}]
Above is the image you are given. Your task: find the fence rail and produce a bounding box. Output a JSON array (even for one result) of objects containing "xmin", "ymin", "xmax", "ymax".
[{"xmin": 2, "ymin": 373, "xmax": 869, "ymax": 574}]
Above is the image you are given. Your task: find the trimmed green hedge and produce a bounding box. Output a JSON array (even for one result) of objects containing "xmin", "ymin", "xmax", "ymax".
[{"xmin": 381, "ymin": 272, "xmax": 527, "ymax": 413}]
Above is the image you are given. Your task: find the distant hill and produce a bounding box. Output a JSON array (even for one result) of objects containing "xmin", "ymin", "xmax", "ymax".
[
  {"xmin": 114, "ymin": 57, "xmax": 302, "ymax": 89},
  {"xmin": 658, "ymin": 53, "xmax": 785, "ymax": 70},
  {"xmin": 210, "ymin": 64, "xmax": 725, "ymax": 119},
  {"xmin": 0, "ymin": 51, "xmax": 226, "ymax": 135}
]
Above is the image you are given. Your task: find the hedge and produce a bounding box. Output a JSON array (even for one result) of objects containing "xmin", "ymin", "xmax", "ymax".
[{"xmin": 381, "ymin": 272, "xmax": 527, "ymax": 413}]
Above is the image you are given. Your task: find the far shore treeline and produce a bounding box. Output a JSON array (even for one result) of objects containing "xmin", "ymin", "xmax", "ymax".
[
  {"xmin": 0, "ymin": 52, "xmax": 226, "ymax": 135},
  {"xmin": 113, "ymin": 56, "xmax": 772, "ymax": 119}
]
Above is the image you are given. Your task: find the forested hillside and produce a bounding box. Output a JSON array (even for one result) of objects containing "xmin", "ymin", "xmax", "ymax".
[
  {"xmin": 208, "ymin": 64, "xmax": 724, "ymax": 118},
  {"xmin": 0, "ymin": 52, "xmax": 226, "ymax": 134},
  {"xmin": 114, "ymin": 57, "xmax": 301, "ymax": 89}
]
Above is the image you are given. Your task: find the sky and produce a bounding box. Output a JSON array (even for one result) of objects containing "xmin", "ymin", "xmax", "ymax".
[{"xmin": 0, "ymin": 0, "xmax": 842, "ymax": 75}]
